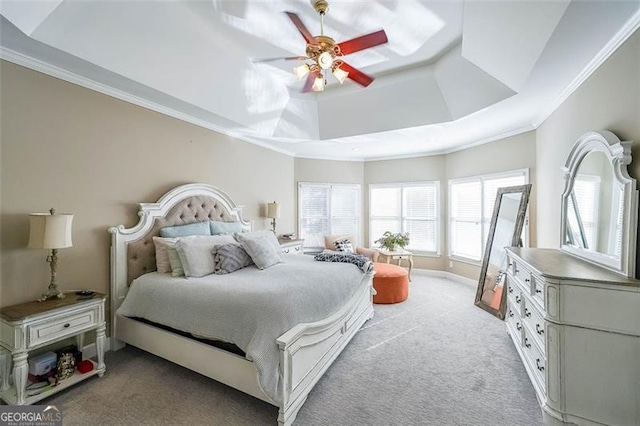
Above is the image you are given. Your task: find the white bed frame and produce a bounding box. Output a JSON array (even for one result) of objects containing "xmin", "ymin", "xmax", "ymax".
[{"xmin": 109, "ymin": 183, "xmax": 375, "ymax": 425}]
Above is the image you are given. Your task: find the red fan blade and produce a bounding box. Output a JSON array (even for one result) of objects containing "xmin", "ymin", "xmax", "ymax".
[
  {"xmin": 337, "ymin": 29, "xmax": 388, "ymax": 55},
  {"xmin": 253, "ymin": 56, "xmax": 307, "ymax": 63},
  {"xmin": 339, "ymin": 62, "xmax": 374, "ymax": 87},
  {"xmin": 285, "ymin": 12, "xmax": 315, "ymax": 45},
  {"xmin": 302, "ymin": 69, "xmax": 320, "ymax": 93}
]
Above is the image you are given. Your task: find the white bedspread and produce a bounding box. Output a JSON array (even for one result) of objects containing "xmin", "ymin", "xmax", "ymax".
[{"xmin": 116, "ymin": 254, "xmax": 369, "ymax": 404}]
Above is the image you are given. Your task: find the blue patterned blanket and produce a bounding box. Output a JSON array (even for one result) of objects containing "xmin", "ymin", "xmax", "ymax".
[{"xmin": 314, "ymin": 251, "xmax": 374, "ymax": 274}]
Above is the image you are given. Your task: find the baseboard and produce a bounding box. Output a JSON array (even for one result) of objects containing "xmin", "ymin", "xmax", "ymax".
[
  {"xmin": 82, "ymin": 340, "xmax": 112, "ymax": 358},
  {"xmin": 412, "ymin": 268, "xmax": 477, "ymax": 287}
]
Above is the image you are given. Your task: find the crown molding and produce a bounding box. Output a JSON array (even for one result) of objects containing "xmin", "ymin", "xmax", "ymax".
[
  {"xmin": 0, "ymin": 47, "xmax": 297, "ymax": 158},
  {"xmin": 532, "ymin": 7, "xmax": 640, "ymax": 128}
]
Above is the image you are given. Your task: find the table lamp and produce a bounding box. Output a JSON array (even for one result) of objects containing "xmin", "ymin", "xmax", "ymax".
[
  {"xmin": 28, "ymin": 208, "xmax": 74, "ymax": 301},
  {"xmin": 266, "ymin": 202, "xmax": 280, "ymax": 234}
]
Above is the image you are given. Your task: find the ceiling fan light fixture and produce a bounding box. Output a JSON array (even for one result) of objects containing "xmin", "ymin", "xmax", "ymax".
[
  {"xmin": 293, "ymin": 63, "xmax": 310, "ymax": 80},
  {"xmin": 318, "ymin": 51, "xmax": 334, "ymax": 69},
  {"xmin": 312, "ymin": 75, "xmax": 325, "ymax": 92},
  {"xmin": 332, "ymin": 66, "xmax": 348, "ymax": 84}
]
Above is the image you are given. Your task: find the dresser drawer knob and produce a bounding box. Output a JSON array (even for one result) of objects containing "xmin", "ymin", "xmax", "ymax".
[
  {"xmin": 508, "ymin": 287, "xmax": 513, "ymax": 294},
  {"xmin": 515, "ymin": 268, "xmax": 520, "ymax": 274},
  {"xmin": 515, "ymin": 296, "xmax": 521, "ymax": 303},
  {"xmin": 536, "ymin": 358, "xmax": 545, "ymax": 372},
  {"xmin": 524, "ymin": 278, "xmax": 530, "ymax": 283},
  {"xmin": 524, "ymin": 309, "xmax": 531, "ymax": 317},
  {"xmin": 535, "ymin": 288, "xmax": 542, "ymax": 294},
  {"xmin": 509, "ymin": 310, "xmax": 514, "ymax": 318},
  {"xmin": 536, "ymin": 324, "xmax": 545, "ymax": 335},
  {"xmin": 525, "ymin": 338, "xmax": 531, "ymax": 348},
  {"xmin": 516, "ymin": 322, "xmax": 522, "ymax": 331},
  {"xmin": 63, "ymin": 323, "xmax": 70, "ymax": 328}
]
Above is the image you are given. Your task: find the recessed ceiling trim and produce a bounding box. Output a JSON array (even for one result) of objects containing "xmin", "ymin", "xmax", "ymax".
[
  {"xmin": 0, "ymin": 46, "xmax": 297, "ymax": 158},
  {"xmin": 532, "ymin": 6, "xmax": 640, "ymax": 128}
]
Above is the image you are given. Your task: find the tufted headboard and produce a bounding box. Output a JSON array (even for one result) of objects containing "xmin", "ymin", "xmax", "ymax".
[
  {"xmin": 108, "ymin": 183, "xmax": 251, "ymax": 347},
  {"xmin": 126, "ymin": 195, "xmax": 236, "ymax": 285}
]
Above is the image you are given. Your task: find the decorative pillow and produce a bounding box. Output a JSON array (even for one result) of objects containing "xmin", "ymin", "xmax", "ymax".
[
  {"xmin": 237, "ymin": 235, "xmax": 282, "ymax": 270},
  {"xmin": 152, "ymin": 236, "xmax": 178, "ymax": 273},
  {"xmin": 210, "ymin": 220, "xmax": 243, "ymax": 235},
  {"xmin": 159, "ymin": 222, "xmax": 211, "ymax": 238},
  {"xmin": 175, "ymin": 235, "xmax": 236, "ymax": 278},
  {"xmin": 334, "ymin": 238, "xmax": 354, "ymax": 253},
  {"xmin": 213, "ymin": 243, "xmax": 254, "ymax": 274},
  {"xmin": 167, "ymin": 246, "xmax": 185, "ymax": 277},
  {"xmin": 234, "ymin": 230, "xmax": 281, "ymax": 251},
  {"xmin": 324, "ymin": 234, "xmax": 357, "ymax": 250}
]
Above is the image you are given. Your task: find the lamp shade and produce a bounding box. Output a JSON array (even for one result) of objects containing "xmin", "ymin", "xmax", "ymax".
[
  {"xmin": 28, "ymin": 213, "xmax": 73, "ymax": 249},
  {"xmin": 266, "ymin": 202, "xmax": 281, "ymax": 219}
]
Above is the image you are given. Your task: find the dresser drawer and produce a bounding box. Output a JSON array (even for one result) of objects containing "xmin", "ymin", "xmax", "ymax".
[
  {"xmin": 522, "ymin": 298, "xmax": 545, "ymax": 350},
  {"xmin": 28, "ymin": 307, "xmax": 99, "ymax": 348},
  {"xmin": 506, "ymin": 303, "xmax": 524, "ymax": 346},
  {"xmin": 522, "ymin": 328, "xmax": 546, "ymax": 392},
  {"xmin": 507, "ymin": 281, "xmax": 524, "ymax": 317}
]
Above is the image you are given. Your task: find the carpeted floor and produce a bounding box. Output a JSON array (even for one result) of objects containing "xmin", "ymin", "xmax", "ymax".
[{"xmin": 46, "ymin": 274, "xmax": 543, "ymax": 425}]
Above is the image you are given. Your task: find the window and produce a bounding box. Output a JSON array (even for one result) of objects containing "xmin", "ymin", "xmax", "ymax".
[
  {"xmin": 298, "ymin": 183, "xmax": 361, "ymax": 248},
  {"xmin": 449, "ymin": 170, "xmax": 528, "ymax": 262},
  {"xmin": 572, "ymin": 175, "xmax": 601, "ymax": 250},
  {"xmin": 369, "ymin": 182, "xmax": 439, "ymax": 254}
]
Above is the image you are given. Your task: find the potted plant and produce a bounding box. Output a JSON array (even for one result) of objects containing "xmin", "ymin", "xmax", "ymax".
[{"xmin": 375, "ymin": 231, "xmax": 410, "ymax": 251}]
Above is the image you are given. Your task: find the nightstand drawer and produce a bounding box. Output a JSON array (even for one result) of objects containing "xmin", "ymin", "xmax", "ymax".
[
  {"xmin": 28, "ymin": 307, "xmax": 98, "ymax": 347},
  {"xmin": 281, "ymin": 244, "xmax": 302, "ymax": 254}
]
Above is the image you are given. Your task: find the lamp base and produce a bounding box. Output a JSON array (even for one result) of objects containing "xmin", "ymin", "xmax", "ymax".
[
  {"xmin": 38, "ymin": 248, "xmax": 66, "ymax": 302},
  {"xmin": 38, "ymin": 287, "xmax": 65, "ymax": 302}
]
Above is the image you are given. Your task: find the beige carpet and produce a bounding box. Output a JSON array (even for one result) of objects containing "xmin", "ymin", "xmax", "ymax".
[{"xmin": 45, "ymin": 275, "xmax": 543, "ymax": 425}]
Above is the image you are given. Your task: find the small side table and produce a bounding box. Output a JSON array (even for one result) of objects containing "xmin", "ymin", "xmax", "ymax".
[
  {"xmin": 377, "ymin": 249, "xmax": 414, "ymax": 281},
  {"xmin": 0, "ymin": 292, "xmax": 107, "ymax": 405}
]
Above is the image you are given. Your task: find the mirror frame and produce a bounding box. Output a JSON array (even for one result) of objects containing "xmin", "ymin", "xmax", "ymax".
[
  {"xmin": 475, "ymin": 184, "xmax": 532, "ymax": 319},
  {"xmin": 560, "ymin": 130, "xmax": 638, "ymax": 278}
]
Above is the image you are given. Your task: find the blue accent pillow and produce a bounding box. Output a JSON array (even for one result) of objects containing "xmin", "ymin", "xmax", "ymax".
[
  {"xmin": 159, "ymin": 222, "xmax": 211, "ymax": 238},
  {"xmin": 210, "ymin": 220, "xmax": 243, "ymax": 235}
]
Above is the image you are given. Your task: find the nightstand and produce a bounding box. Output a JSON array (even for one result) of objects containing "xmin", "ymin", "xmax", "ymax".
[
  {"xmin": 0, "ymin": 292, "xmax": 107, "ymax": 405},
  {"xmin": 278, "ymin": 238, "xmax": 304, "ymax": 255}
]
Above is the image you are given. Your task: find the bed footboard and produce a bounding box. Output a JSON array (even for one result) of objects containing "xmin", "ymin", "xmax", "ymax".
[{"xmin": 276, "ymin": 273, "xmax": 375, "ymax": 426}]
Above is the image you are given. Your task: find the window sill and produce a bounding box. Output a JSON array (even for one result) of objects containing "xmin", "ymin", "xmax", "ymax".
[{"xmin": 448, "ymin": 256, "xmax": 481, "ymax": 267}]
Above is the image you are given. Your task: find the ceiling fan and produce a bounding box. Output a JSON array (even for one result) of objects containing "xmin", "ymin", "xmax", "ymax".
[{"xmin": 255, "ymin": 0, "xmax": 388, "ymax": 92}]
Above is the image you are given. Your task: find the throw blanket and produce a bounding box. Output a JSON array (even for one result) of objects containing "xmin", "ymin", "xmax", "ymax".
[
  {"xmin": 116, "ymin": 254, "xmax": 369, "ymax": 405},
  {"xmin": 314, "ymin": 251, "xmax": 374, "ymax": 274}
]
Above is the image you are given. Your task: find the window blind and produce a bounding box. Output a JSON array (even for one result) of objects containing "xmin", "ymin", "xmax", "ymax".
[
  {"xmin": 449, "ymin": 170, "xmax": 527, "ymax": 262},
  {"xmin": 298, "ymin": 183, "xmax": 361, "ymax": 248},
  {"xmin": 369, "ymin": 182, "xmax": 439, "ymax": 253}
]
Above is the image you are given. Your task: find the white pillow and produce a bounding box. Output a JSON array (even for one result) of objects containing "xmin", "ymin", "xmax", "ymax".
[
  {"xmin": 175, "ymin": 235, "xmax": 236, "ymax": 278},
  {"xmin": 237, "ymin": 235, "xmax": 282, "ymax": 270},
  {"xmin": 234, "ymin": 230, "xmax": 281, "ymax": 250},
  {"xmin": 153, "ymin": 236, "xmax": 178, "ymax": 273}
]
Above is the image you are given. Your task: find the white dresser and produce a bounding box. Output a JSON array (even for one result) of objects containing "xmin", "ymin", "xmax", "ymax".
[{"xmin": 505, "ymin": 247, "xmax": 640, "ymax": 426}]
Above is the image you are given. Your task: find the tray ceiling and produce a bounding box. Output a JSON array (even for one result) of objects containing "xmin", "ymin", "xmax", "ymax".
[{"xmin": 1, "ymin": 0, "xmax": 639, "ymax": 160}]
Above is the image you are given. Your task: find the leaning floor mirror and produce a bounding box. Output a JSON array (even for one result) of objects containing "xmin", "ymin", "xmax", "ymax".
[{"xmin": 475, "ymin": 184, "xmax": 532, "ymax": 319}]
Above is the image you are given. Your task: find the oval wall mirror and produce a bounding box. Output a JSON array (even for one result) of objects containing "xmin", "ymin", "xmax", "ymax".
[{"xmin": 561, "ymin": 130, "xmax": 638, "ymax": 277}]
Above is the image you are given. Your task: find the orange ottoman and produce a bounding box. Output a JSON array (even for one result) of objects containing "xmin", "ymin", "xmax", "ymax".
[{"xmin": 372, "ymin": 262, "xmax": 409, "ymax": 304}]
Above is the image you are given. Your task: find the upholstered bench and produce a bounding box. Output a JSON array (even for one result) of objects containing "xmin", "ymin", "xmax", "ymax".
[{"xmin": 372, "ymin": 262, "xmax": 409, "ymax": 304}]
